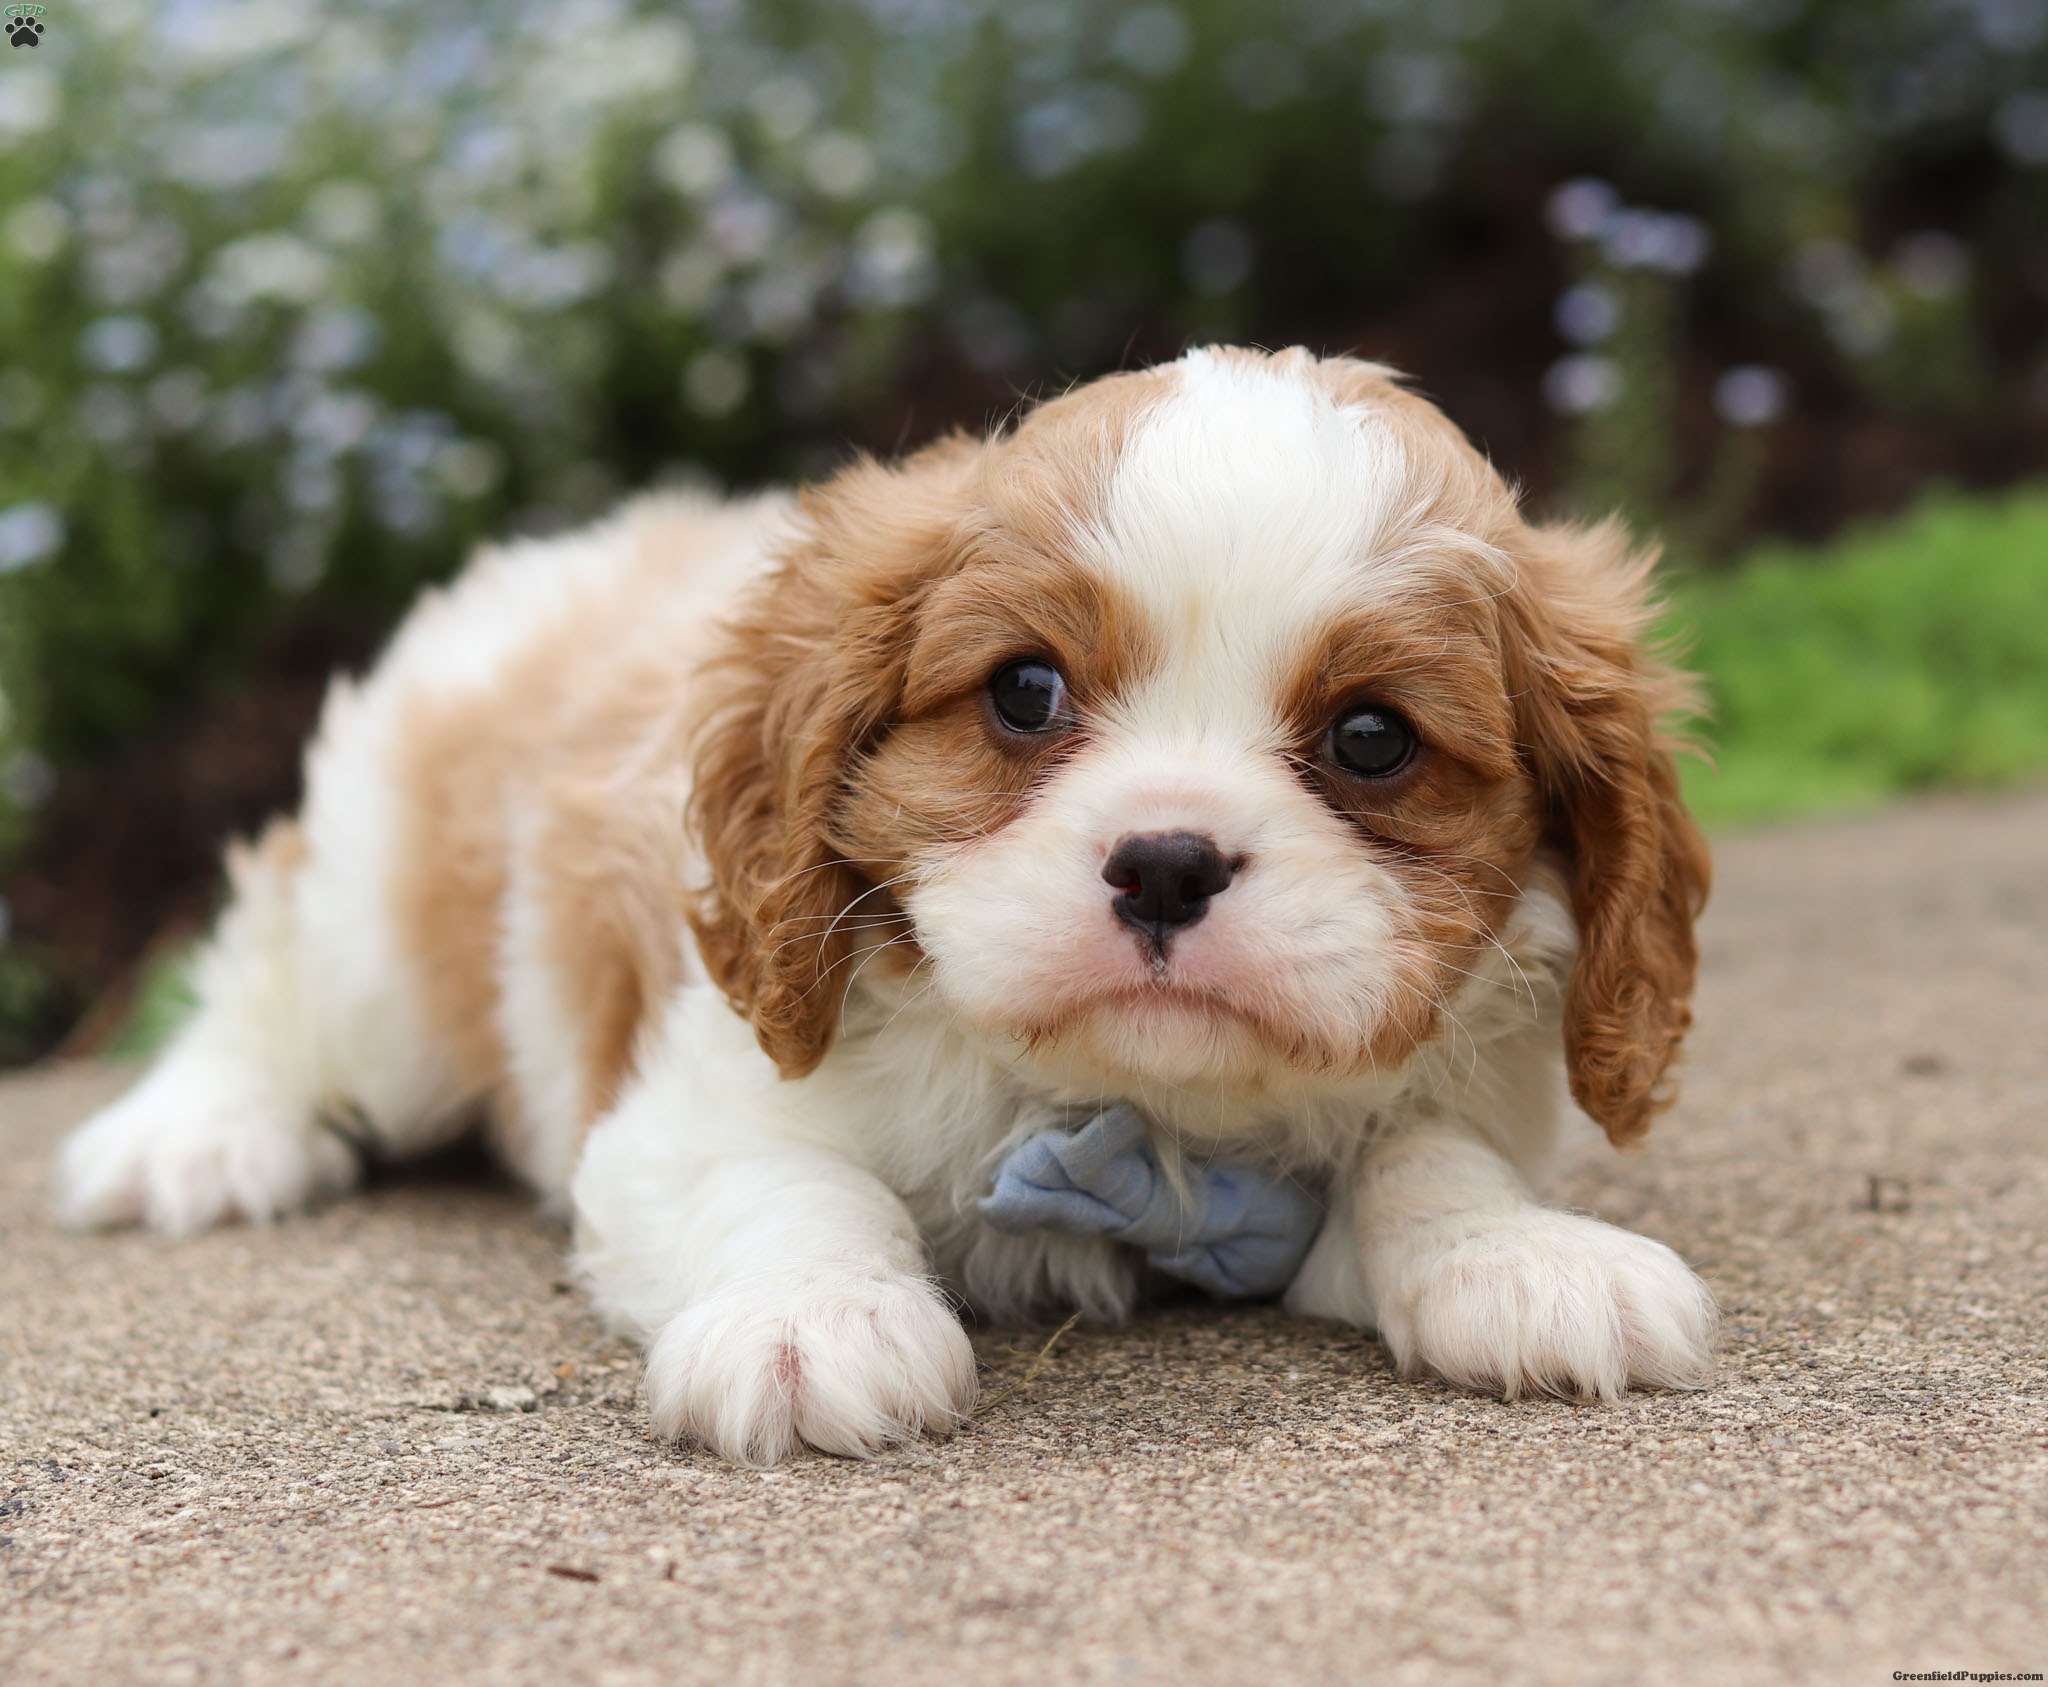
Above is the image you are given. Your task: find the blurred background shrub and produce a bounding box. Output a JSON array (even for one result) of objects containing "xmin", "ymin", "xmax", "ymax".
[
  {"xmin": 1673, "ymin": 487, "xmax": 2048, "ymax": 825},
  {"xmin": 1, "ymin": 0, "xmax": 2045, "ymax": 1062}
]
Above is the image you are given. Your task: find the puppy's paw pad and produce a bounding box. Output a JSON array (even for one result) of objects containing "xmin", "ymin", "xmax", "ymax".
[
  {"xmin": 53, "ymin": 1071, "xmax": 357, "ymax": 1236},
  {"xmin": 1380, "ymin": 1211, "xmax": 1716, "ymax": 1402},
  {"xmin": 643, "ymin": 1269, "xmax": 978, "ymax": 1465}
]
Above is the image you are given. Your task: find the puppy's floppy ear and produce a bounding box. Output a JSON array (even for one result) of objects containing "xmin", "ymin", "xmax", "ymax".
[
  {"xmin": 686, "ymin": 435, "xmax": 981, "ymax": 1075},
  {"xmin": 1509, "ymin": 518, "xmax": 1712, "ymax": 1145}
]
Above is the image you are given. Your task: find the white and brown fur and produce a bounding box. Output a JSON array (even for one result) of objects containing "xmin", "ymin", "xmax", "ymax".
[{"xmin": 56, "ymin": 348, "xmax": 1716, "ymax": 1464}]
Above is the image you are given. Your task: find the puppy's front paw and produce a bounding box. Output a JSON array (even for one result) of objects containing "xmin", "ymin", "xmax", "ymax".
[
  {"xmin": 54, "ymin": 1064, "xmax": 358, "ymax": 1236},
  {"xmin": 642, "ymin": 1269, "xmax": 978, "ymax": 1465},
  {"xmin": 1374, "ymin": 1210, "xmax": 1716, "ymax": 1402}
]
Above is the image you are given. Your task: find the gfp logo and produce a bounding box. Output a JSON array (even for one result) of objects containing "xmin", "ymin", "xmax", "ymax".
[{"xmin": 5, "ymin": 4, "xmax": 47, "ymax": 48}]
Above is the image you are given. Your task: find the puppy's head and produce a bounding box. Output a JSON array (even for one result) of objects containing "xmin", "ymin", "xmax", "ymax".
[{"xmin": 688, "ymin": 348, "xmax": 1707, "ymax": 1143}]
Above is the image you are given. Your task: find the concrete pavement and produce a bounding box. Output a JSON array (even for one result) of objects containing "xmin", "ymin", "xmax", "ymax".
[{"xmin": 4, "ymin": 792, "xmax": 2046, "ymax": 1684}]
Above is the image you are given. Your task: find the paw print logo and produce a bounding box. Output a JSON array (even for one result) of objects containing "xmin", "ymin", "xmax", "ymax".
[{"xmin": 5, "ymin": 5, "xmax": 47, "ymax": 47}]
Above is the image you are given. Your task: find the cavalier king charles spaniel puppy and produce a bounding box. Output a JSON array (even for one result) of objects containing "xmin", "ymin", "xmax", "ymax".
[{"xmin": 56, "ymin": 347, "xmax": 1716, "ymax": 1463}]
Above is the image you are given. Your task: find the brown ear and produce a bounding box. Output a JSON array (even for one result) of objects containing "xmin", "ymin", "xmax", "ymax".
[
  {"xmin": 1511, "ymin": 519, "xmax": 1712, "ymax": 1144},
  {"xmin": 685, "ymin": 437, "xmax": 980, "ymax": 1074}
]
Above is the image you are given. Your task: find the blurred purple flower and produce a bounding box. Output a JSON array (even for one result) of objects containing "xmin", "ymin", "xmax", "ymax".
[
  {"xmin": 1545, "ymin": 178, "xmax": 1617, "ymax": 242},
  {"xmin": 1554, "ymin": 282, "xmax": 1620, "ymax": 345},
  {"xmin": 0, "ymin": 504, "xmax": 64, "ymax": 573},
  {"xmin": 1542, "ymin": 355, "xmax": 1621, "ymax": 415},
  {"xmin": 1714, "ymin": 366, "xmax": 1790, "ymax": 428}
]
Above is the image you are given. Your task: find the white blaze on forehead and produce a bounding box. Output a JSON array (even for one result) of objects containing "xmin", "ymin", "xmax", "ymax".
[{"xmin": 1075, "ymin": 350, "xmax": 1434, "ymax": 738}]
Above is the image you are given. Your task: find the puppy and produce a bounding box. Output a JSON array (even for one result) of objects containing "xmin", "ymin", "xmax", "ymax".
[{"xmin": 55, "ymin": 347, "xmax": 1716, "ymax": 1463}]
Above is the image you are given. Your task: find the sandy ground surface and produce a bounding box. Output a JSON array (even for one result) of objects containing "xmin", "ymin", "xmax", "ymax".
[{"xmin": 4, "ymin": 792, "xmax": 2046, "ymax": 1686}]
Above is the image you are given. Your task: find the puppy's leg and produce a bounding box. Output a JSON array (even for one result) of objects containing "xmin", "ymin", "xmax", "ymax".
[
  {"xmin": 54, "ymin": 824, "xmax": 361, "ymax": 1235},
  {"xmin": 571, "ymin": 993, "xmax": 976, "ymax": 1465},
  {"xmin": 1288, "ymin": 1118, "xmax": 1716, "ymax": 1400}
]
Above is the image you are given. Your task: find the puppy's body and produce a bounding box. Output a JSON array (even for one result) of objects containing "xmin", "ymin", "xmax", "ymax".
[{"xmin": 59, "ymin": 349, "xmax": 1717, "ymax": 1463}]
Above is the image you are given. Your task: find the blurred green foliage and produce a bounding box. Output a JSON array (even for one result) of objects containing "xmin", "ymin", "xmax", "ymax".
[
  {"xmin": 3, "ymin": 0, "xmax": 2045, "ymax": 771},
  {"xmin": 1, "ymin": 0, "xmax": 2046, "ymax": 1059},
  {"xmin": 1676, "ymin": 486, "xmax": 2048, "ymax": 825},
  {"xmin": 102, "ymin": 944, "xmax": 197, "ymax": 1061}
]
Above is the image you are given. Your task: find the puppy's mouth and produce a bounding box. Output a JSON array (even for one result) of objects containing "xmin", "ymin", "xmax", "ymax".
[
  {"xmin": 1092, "ymin": 976, "xmax": 1258, "ymax": 1023},
  {"xmin": 1010, "ymin": 973, "xmax": 1354, "ymax": 1076}
]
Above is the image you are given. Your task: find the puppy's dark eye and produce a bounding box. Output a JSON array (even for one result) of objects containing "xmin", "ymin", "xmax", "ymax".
[
  {"xmin": 1326, "ymin": 704, "xmax": 1418, "ymax": 779},
  {"xmin": 988, "ymin": 659, "xmax": 1072, "ymax": 734}
]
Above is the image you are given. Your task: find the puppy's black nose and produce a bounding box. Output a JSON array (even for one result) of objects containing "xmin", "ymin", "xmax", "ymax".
[{"xmin": 1103, "ymin": 831, "xmax": 1236, "ymax": 941}]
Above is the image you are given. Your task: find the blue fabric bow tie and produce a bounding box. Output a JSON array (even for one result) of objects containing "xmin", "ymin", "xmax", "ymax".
[{"xmin": 976, "ymin": 1103, "xmax": 1326, "ymax": 1299}]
